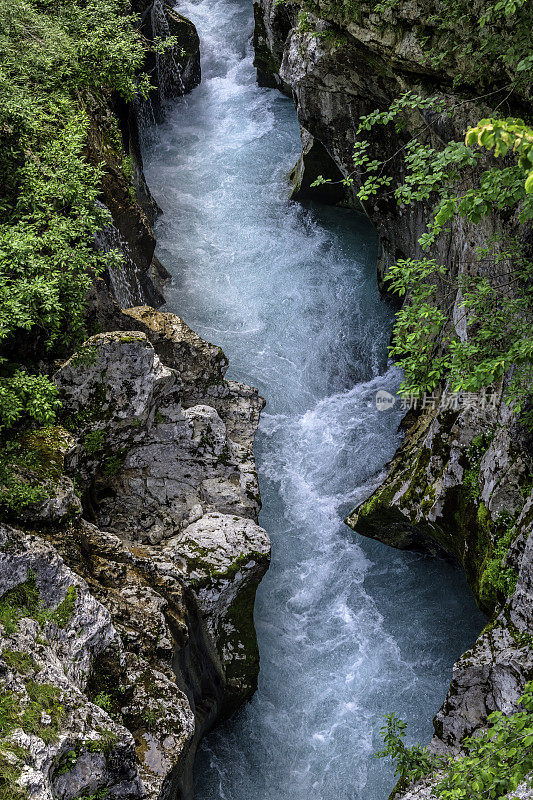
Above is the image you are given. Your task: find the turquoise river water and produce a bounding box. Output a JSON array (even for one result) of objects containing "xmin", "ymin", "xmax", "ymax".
[{"xmin": 142, "ymin": 1, "xmax": 485, "ymax": 797}]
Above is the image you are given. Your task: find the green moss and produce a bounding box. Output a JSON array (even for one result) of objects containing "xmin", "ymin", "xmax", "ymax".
[
  {"xmin": 48, "ymin": 586, "xmax": 77, "ymax": 629},
  {"xmin": 0, "ymin": 426, "xmax": 70, "ymax": 517},
  {"xmin": 217, "ymin": 580, "xmax": 262, "ymax": 697},
  {"xmin": 0, "ymin": 744, "xmax": 27, "ymax": 800},
  {"xmin": 478, "ymin": 516, "xmax": 519, "ymax": 610},
  {"xmin": 0, "ymin": 680, "xmax": 63, "ymax": 746},
  {"xmin": 118, "ymin": 335, "xmax": 144, "ymax": 343},
  {"xmin": 102, "ymin": 451, "xmax": 126, "ymax": 476},
  {"xmin": 2, "ymin": 651, "xmax": 35, "ymax": 675},
  {"xmin": 86, "ymin": 730, "xmax": 118, "ymax": 756},
  {"xmin": 0, "ymin": 572, "xmax": 78, "ymax": 635},
  {"xmin": 82, "ymin": 430, "xmax": 106, "ymax": 455}
]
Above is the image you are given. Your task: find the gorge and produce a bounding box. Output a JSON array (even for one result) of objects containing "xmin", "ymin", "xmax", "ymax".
[
  {"xmin": 142, "ymin": 1, "xmax": 485, "ymax": 798},
  {"xmin": 0, "ymin": 0, "xmax": 531, "ymax": 799}
]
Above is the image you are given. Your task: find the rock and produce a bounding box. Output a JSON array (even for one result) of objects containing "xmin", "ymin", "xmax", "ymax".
[
  {"xmin": 161, "ymin": 512, "xmax": 270, "ymax": 704},
  {"xmin": 137, "ymin": 0, "xmax": 201, "ymax": 106},
  {"xmin": 4, "ymin": 427, "xmax": 83, "ymax": 526},
  {"xmin": 121, "ymin": 306, "xmax": 229, "ymax": 402},
  {"xmin": 0, "ymin": 524, "xmax": 144, "ymax": 800},
  {"xmin": 32, "ymin": 310, "xmax": 270, "ymax": 798},
  {"xmin": 54, "ymin": 325, "xmax": 263, "ymax": 543}
]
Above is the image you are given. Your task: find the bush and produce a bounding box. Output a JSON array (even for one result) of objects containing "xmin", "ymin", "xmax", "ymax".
[
  {"xmin": 0, "ymin": 0, "xmax": 151, "ymax": 434},
  {"xmin": 376, "ymin": 682, "xmax": 533, "ymax": 799}
]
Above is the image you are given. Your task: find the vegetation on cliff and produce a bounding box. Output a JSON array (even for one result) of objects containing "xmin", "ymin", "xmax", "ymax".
[
  {"xmin": 291, "ymin": 0, "xmax": 533, "ymax": 91},
  {"xmin": 377, "ymin": 681, "xmax": 533, "ymax": 799},
  {"xmin": 0, "ymin": 0, "xmax": 163, "ymax": 514},
  {"xmin": 313, "ymin": 101, "xmax": 533, "ymax": 423},
  {"xmin": 349, "ymin": 103, "xmax": 533, "ymax": 416},
  {"xmin": 289, "ymin": 0, "xmax": 533, "ymax": 423}
]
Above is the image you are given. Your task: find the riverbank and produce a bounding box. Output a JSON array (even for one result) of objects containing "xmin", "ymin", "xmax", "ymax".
[
  {"xmin": 0, "ymin": 4, "xmax": 270, "ymax": 799},
  {"xmin": 251, "ymin": 0, "xmax": 533, "ymax": 797}
]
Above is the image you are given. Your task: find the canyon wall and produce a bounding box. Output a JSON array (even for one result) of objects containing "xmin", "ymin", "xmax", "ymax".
[
  {"xmin": 252, "ymin": 1, "xmax": 532, "ymax": 796},
  {"xmin": 0, "ymin": 7, "xmax": 270, "ymax": 800}
]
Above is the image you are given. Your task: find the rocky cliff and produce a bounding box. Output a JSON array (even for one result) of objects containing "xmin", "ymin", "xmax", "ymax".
[
  {"xmin": 0, "ymin": 313, "xmax": 269, "ymax": 800},
  {"xmin": 87, "ymin": 0, "xmax": 201, "ymax": 311},
  {"xmin": 253, "ymin": 0, "xmax": 532, "ymax": 796},
  {"xmin": 0, "ymin": 7, "xmax": 270, "ymax": 800}
]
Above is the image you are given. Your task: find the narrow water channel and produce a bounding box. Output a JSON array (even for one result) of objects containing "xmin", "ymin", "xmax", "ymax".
[{"xmin": 141, "ymin": 1, "xmax": 485, "ymax": 797}]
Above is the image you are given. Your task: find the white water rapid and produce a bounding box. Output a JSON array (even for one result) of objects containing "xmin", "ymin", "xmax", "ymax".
[{"xmin": 141, "ymin": 1, "xmax": 485, "ymax": 797}]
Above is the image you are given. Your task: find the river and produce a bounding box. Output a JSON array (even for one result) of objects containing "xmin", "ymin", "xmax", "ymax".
[{"xmin": 141, "ymin": 1, "xmax": 485, "ymax": 797}]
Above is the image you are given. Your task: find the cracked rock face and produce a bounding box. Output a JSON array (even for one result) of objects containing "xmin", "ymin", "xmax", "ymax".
[
  {"xmin": 2, "ymin": 310, "xmax": 269, "ymax": 800},
  {"xmin": 55, "ymin": 319, "xmax": 263, "ymax": 544},
  {"xmin": 0, "ymin": 525, "xmax": 144, "ymax": 800}
]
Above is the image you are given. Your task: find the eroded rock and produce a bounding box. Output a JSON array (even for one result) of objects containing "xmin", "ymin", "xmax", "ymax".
[{"xmin": 2, "ymin": 310, "xmax": 269, "ymax": 799}]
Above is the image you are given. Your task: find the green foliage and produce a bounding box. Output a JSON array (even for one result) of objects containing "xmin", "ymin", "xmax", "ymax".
[
  {"xmin": 142, "ymin": 701, "xmax": 165, "ymax": 730},
  {"xmin": 376, "ymin": 712, "xmax": 435, "ymax": 784},
  {"xmin": 21, "ymin": 681, "xmax": 64, "ymax": 743},
  {"xmin": 479, "ymin": 517, "xmax": 519, "ymax": 607},
  {"xmin": 0, "ymin": 680, "xmax": 63, "ymax": 745},
  {"xmin": 86, "ymin": 730, "xmax": 118, "ymax": 756},
  {"xmin": 0, "ymin": 606, "xmax": 19, "ymax": 637},
  {"xmin": 55, "ymin": 748, "xmax": 79, "ymax": 776},
  {"xmin": 329, "ymin": 92, "xmax": 533, "ymax": 415},
  {"xmin": 0, "ymin": 744, "xmax": 27, "ymax": 800},
  {"xmin": 296, "ymin": 0, "xmax": 532, "ymax": 90},
  {"xmin": 2, "ymin": 650, "xmax": 35, "ymax": 675},
  {"xmin": 384, "ymin": 257, "xmax": 451, "ymax": 396},
  {"xmin": 102, "ymin": 452, "xmax": 126, "ymax": 476},
  {"xmin": 466, "ymin": 118, "xmax": 533, "ymax": 194},
  {"xmin": 93, "ymin": 692, "xmax": 113, "ymax": 714},
  {"xmin": 436, "ymin": 683, "xmax": 533, "ymax": 799},
  {"xmin": 82, "ymin": 430, "xmax": 106, "ymax": 456},
  {"xmin": 48, "ymin": 586, "xmax": 78, "ymax": 628},
  {"xmin": 0, "ymin": 0, "xmax": 154, "ymax": 436},
  {"xmin": 0, "ymin": 427, "xmax": 66, "ymax": 516},
  {"xmin": 377, "ymin": 682, "xmax": 533, "ymax": 798}
]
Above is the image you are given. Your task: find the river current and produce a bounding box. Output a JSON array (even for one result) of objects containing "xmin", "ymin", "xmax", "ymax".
[{"xmin": 141, "ymin": 1, "xmax": 485, "ymax": 797}]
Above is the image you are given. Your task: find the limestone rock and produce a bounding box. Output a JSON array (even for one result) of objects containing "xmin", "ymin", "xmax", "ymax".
[
  {"xmin": 0, "ymin": 524, "xmax": 144, "ymax": 800},
  {"xmin": 54, "ymin": 323, "xmax": 264, "ymax": 544},
  {"xmin": 39, "ymin": 310, "xmax": 269, "ymax": 797},
  {"xmin": 161, "ymin": 512, "xmax": 270, "ymax": 701}
]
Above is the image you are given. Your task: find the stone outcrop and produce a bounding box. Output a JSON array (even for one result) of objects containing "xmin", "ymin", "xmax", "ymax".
[
  {"xmin": 1, "ymin": 312, "xmax": 269, "ymax": 800},
  {"xmin": 0, "ymin": 525, "xmax": 144, "ymax": 800},
  {"xmin": 86, "ymin": 0, "xmax": 201, "ymax": 311},
  {"xmin": 252, "ymin": 1, "xmax": 532, "ymax": 797}
]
